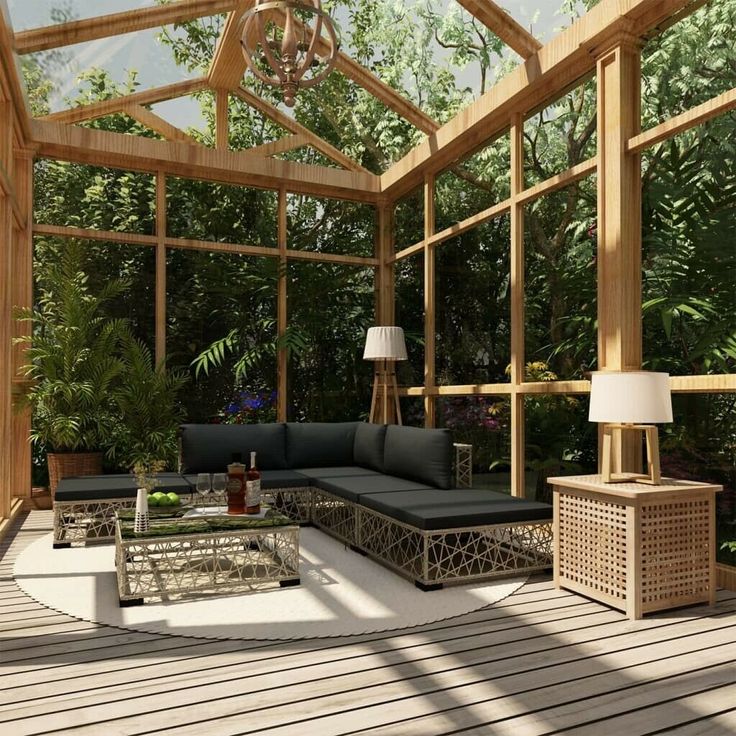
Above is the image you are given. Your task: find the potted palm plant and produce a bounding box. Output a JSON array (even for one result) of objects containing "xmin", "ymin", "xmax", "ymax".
[
  {"xmin": 107, "ymin": 332, "xmax": 188, "ymax": 477},
  {"xmin": 14, "ymin": 241, "xmax": 128, "ymax": 495}
]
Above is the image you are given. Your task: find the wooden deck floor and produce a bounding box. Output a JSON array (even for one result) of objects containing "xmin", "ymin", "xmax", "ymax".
[{"xmin": 1, "ymin": 510, "xmax": 735, "ymax": 736}]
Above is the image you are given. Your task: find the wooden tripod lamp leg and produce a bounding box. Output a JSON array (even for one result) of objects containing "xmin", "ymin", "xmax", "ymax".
[
  {"xmin": 391, "ymin": 368, "xmax": 402, "ymax": 425},
  {"xmin": 369, "ymin": 363, "xmax": 379, "ymax": 423}
]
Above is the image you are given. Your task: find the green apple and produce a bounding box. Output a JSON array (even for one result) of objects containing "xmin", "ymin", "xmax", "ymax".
[
  {"xmin": 157, "ymin": 494, "xmax": 173, "ymax": 506},
  {"xmin": 147, "ymin": 494, "xmax": 158, "ymax": 507},
  {"xmin": 166, "ymin": 492, "xmax": 180, "ymax": 506}
]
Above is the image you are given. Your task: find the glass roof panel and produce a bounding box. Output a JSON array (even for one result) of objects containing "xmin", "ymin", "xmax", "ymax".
[
  {"xmin": 27, "ymin": 23, "xmax": 208, "ymax": 114},
  {"xmin": 7, "ymin": 1, "xmax": 158, "ymax": 32},
  {"xmin": 499, "ymin": 1, "xmax": 594, "ymax": 45}
]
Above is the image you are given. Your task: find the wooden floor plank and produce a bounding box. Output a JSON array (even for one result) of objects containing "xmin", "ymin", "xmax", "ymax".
[{"xmin": 0, "ymin": 509, "xmax": 733, "ymax": 736}]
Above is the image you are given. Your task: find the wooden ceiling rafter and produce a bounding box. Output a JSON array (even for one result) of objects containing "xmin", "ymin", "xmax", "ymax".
[
  {"xmin": 42, "ymin": 78, "xmax": 210, "ymax": 125},
  {"xmin": 31, "ymin": 118, "xmax": 381, "ymax": 201},
  {"xmin": 455, "ymin": 0, "xmax": 542, "ymax": 59},
  {"xmin": 14, "ymin": 0, "xmax": 239, "ymax": 55},
  {"xmin": 122, "ymin": 104, "xmax": 201, "ymax": 146},
  {"xmin": 232, "ymin": 85, "xmax": 370, "ymax": 173},
  {"xmin": 208, "ymin": 2, "xmax": 439, "ymax": 134}
]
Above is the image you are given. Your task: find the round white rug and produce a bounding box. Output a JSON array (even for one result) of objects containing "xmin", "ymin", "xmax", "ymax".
[{"xmin": 14, "ymin": 529, "xmax": 525, "ymax": 640}]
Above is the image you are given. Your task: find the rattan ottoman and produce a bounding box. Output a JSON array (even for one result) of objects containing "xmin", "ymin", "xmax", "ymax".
[{"xmin": 549, "ymin": 474, "xmax": 722, "ymax": 620}]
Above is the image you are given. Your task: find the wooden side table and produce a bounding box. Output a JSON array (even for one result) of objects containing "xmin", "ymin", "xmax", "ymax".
[{"xmin": 548, "ymin": 475, "xmax": 722, "ymax": 620}]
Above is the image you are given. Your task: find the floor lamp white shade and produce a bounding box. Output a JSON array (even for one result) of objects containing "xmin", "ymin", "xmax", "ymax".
[
  {"xmin": 363, "ymin": 326, "xmax": 408, "ymax": 361},
  {"xmin": 364, "ymin": 327, "xmax": 407, "ymax": 424},
  {"xmin": 589, "ymin": 371, "xmax": 672, "ymax": 485}
]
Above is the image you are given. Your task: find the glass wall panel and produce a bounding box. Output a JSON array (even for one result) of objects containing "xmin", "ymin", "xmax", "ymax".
[
  {"xmin": 34, "ymin": 161, "xmax": 155, "ymax": 234},
  {"xmin": 434, "ymin": 134, "xmax": 511, "ymax": 230},
  {"xmin": 437, "ymin": 395, "xmax": 511, "ymax": 491},
  {"xmin": 394, "ymin": 186, "xmax": 424, "ymax": 250},
  {"xmin": 287, "ymin": 195, "xmax": 375, "ymax": 257},
  {"xmin": 641, "ymin": 1, "xmax": 736, "ymax": 128},
  {"xmin": 524, "ymin": 394, "xmax": 596, "ymax": 503},
  {"xmin": 395, "ymin": 253, "xmax": 424, "ymax": 386},
  {"xmin": 642, "ymin": 121, "xmax": 736, "ymax": 376},
  {"xmin": 167, "ymin": 178, "xmax": 277, "ymax": 247},
  {"xmin": 287, "ymin": 263, "xmax": 374, "ymax": 421},
  {"xmin": 436, "ymin": 215, "xmax": 511, "ymax": 385},
  {"xmin": 659, "ymin": 393, "xmax": 736, "ymax": 565},
  {"xmin": 524, "ymin": 176, "xmax": 597, "ymax": 379},
  {"xmin": 166, "ymin": 250, "xmax": 278, "ymax": 423},
  {"xmin": 523, "ymin": 77, "xmax": 597, "ymax": 186}
]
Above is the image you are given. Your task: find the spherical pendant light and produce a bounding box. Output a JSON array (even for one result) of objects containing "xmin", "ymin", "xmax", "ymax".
[{"xmin": 240, "ymin": 0, "xmax": 340, "ymax": 107}]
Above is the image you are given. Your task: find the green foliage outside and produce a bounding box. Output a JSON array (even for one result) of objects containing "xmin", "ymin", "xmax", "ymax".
[{"xmin": 19, "ymin": 1, "xmax": 735, "ymax": 549}]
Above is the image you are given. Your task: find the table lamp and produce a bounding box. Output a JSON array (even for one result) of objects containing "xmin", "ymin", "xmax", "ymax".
[
  {"xmin": 588, "ymin": 371, "xmax": 673, "ymax": 485},
  {"xmin": 363, "ymin": 326, "xmax": 407, "ymax": 424}
]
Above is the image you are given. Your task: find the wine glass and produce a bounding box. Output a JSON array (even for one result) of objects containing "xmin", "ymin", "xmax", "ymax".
[
  {"xmin": 212, "ymin": 473, "xmax": 228, "ymax": 506},
  {"xmin": 196, "ymin": 473, "xmax": 212, "ymax": 500}
]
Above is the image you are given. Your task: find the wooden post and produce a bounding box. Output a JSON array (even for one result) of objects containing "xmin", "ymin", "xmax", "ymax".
[
  {"xmin": 423, "ymin": 176, "xmax": 436, "ymax": 428},
  {"xmin": 0, "ymin": 101, "xmax": 13, "ymax": 518},
  {"xmin": 510, "ymin": 113, "xmax": 526, "ymax": 497},
  {"xmin": 596, "ymin": 38, "xmax": 643, "ymax": 474},
  {"xmin": 155, "ymin": 171, "xmax": 167, "ymax": 365},
  {"xmin": 277, "ymin": 187, "xmax": 288, "ymax": 422},
  {"xmin": 215, "ymin": 89, "xmax": 228, "ymax": 150},
  {"xmin": 11, "ymin": 149, "xmax": 34, "ymax": 502}
]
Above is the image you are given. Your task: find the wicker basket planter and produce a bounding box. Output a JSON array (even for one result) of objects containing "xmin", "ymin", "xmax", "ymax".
[{"xmin": 48, "ymin": 451, "xmax": 103, "ymax": 496}]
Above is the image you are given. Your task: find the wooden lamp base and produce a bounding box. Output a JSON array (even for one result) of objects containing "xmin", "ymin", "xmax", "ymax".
[
  {"xmin": 369, "ymin": 359, "xmax": 402, "ymax": 425},
  {"xmin": 601, "ymin": 423, "xmax": 661, "ymax": 485}
]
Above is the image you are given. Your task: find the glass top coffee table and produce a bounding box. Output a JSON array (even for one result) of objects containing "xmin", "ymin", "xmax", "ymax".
[{"xmin": 115, "ymin": 506, "xmax": 300, "ymax": 606}]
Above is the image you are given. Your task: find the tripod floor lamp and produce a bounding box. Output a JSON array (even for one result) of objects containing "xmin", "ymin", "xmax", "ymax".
[{"xmin": 364, "ymin": 326, "xmax": 407, "ymax": 424}]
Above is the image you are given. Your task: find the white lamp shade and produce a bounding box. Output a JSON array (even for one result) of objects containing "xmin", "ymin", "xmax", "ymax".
[
  {"xmin": 363, "ymin": 326, "xmax": 408, "ymax": 361},
  {"xmin": 589, "ymin": 371, "xmax": 673, "ymax": 424}
]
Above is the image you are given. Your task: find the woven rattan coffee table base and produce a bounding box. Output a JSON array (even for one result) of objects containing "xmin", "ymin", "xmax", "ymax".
[{"xmin": 115, "ymin": 519, "xmax": 300, "ymax": 606}]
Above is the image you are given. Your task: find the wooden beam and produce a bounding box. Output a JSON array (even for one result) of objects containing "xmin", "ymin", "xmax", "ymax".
[
  {"xmin": 155, "ymin": 172, "xmax": 167, "ymax": 365},
  {"xmin": 0, "ymin": 6, "xmax": 32, "ymax": 145},
  {"xmin": 209, "ymin": 1, "xmax": 255, "ymax": 90},
  {"xmin": 15, "ymin": 0, "xmax": 239, "ymax": 54},
  {"xmin": 277, "ymin": 187, "xmax": 287, "ymax": 422},
  {"xmin": 216, "ymin": 89, "xmax": 229, "ymax": 150},
  {"xmin": 380, "ymin": 0, "xmax": 695, "ymax": 200},
  {"xmin": 510, "ymin": 113, "xmax": 525, "ymax": 498},
  {"xmin": 423, "ymin": 175, "xmax": 436, "ymax": 428},
  {"xmin": 10, "ymin": 149, "xmax": 32, "ymax": 502},
  {"xmin": 398, "ymin": 383, "xmax": 512, "ymax": 397},
  {"xmin": 596, "ymin": 39, "xmax": 643, "ymax": 476},
  {"xmin": 455, "ymin": 0, "xmax": 542, "ymax": 59},
  {"xmin": 210, "ymin": 3, "xmax": 439, "ymax": 134},
  {"xmin": 516, "ymin": 157, "xmax": 597, "ymax": 205},
  {"xmin": 43, "ymin": 78, "xmax": 209, "ymax": 125},
  {"xmin": 32, "ymin": 223, "xmax": 158, "ymax": 246},
  {"xmin": 31, "ymin": 119, "xmax": 381, "ymax": 202},
  {"xmin": 232, "ymin": 86, "xmax": 369, "ymax": 173},
  {"xmin": 245, "ymin": 134, "xmax": 308, "ymax": 158},
  {"xmin": 627, "ymin": 86, "xmax": 736, "ymax": 154},
  {"xmin": 123, "ymin": 104, "xmax": 200, "ymax": 145}
]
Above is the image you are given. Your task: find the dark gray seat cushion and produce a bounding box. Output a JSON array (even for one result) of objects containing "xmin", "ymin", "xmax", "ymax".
[
  {"xmin": 180, "ymin": 423, "xmax": 288, "ymax": 472},
  {"xmin": 360, "ymin": 489, "xmax": 552, "ymax": 531},
  {"xmin": 286, "ymin": 422, "xmax": 359, "ymax": 468},
  {"xmin": 184, "ymin": 469, "xmax": 310, "ymax": 491},
  {"xmin": 383, "ymin": 425, "xmax": 454, "ymax": 490},
  {"xmin": 314, "ymin": 474, "xmax": 436, "ymax": 504},
  {"xmin": 353, "ymin": 423, "xmax": 387, "ymax": 472},
  {"xmin": 295, "ymin": 466, "xmax": 382, "ymax": 480},
  {"xmin": 54, "ymin": 473, "xmax": 190, "ymax": 502}
]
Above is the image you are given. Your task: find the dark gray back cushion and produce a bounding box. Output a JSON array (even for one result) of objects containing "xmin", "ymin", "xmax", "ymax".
[
  {"xmin": 353, "ymin": 423, "xmax": 387, "ymax": 472},
  {"xmin": 383, "ymin": 425, "xmax": 453, "ymax": 489},
  {"xmin": 180, "ymin": 423, "xmax": 287, "ymax": 473},
  {"xmin": 286, "ymin": 422, "xmax": 359, "ymax": 468}
]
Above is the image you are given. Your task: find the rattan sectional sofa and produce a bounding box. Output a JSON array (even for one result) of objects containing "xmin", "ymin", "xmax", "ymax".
[{"xmin": 53, "ymin": 421, "xmax": 553, "ymax": 588}]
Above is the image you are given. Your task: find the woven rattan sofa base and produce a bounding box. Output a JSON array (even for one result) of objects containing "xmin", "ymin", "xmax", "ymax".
[
  {"xmin": 54, "ymin": 498, "xmax": 137, "ymax": 547},
  {"xmin": 265, "ymin": 488, "xmax": 312, "ymax": 525},
  {"xmin": 310, "ymin": 488, "xmax": 359, "ymax": 546},
  {"xmin": 355, "ymin": 505, "xmax": 553, "ymax": 588}
]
